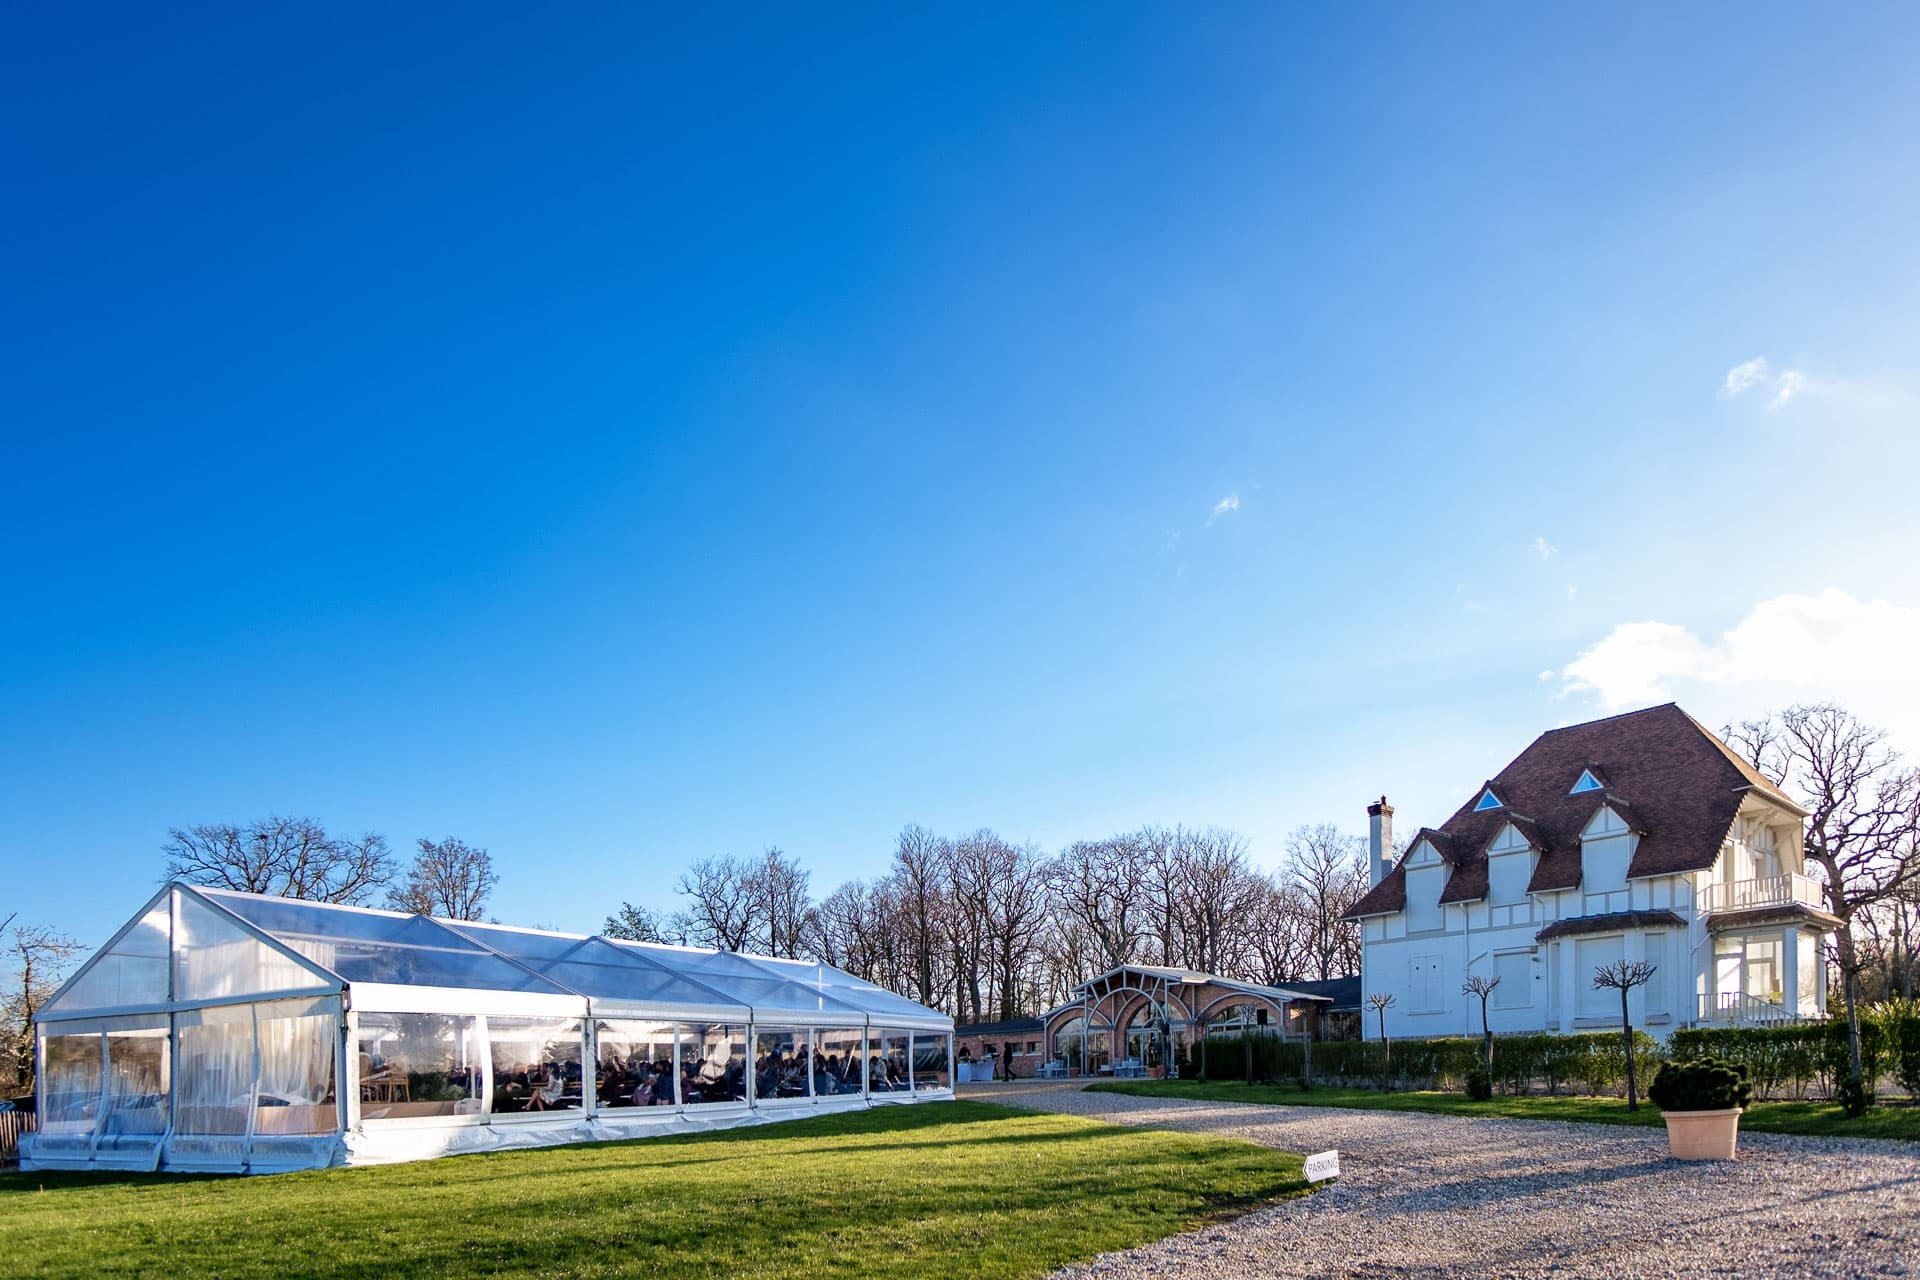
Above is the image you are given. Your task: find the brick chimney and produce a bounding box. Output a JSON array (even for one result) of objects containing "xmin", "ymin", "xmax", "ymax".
[{"xmin": 1367, "ymin": 796, "xmax": 1394, "ymax": 887}]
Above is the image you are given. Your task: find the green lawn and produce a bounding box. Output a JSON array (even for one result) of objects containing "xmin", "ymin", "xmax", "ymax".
[
  {"xmin": 0, "ymin": 1102, "xmax": 1309, "ymax": 1280},
  {"xmin": 1085, "ymin": 1079, "xmax": 1920, "ymax": 1141}
]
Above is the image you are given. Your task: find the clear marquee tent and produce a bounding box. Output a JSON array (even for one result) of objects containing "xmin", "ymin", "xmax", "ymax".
[{"xmin": 24, "ymin": 883, "xmax": 955, "ymax": 1174}]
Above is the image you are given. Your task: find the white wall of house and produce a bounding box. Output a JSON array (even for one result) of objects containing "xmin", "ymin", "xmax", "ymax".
[{"xmin": 1357, "ymin": 794, "xmax": 1822, "ymax": 1041}]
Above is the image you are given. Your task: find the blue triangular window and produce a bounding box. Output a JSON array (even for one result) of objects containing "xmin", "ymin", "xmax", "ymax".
[
  {"xmin": 1570, "ymin": 769, "xmax": 1604, "ymax": 795},
  {"xmin": 1472, "ymin": 788, "xmax": 1503, "ymax": 812}
]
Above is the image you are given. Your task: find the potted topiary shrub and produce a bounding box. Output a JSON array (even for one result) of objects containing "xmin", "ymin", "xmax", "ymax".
[{"xmin": 1648, "ymin": 1057, "xmax": 1753, "ymax": 1160}]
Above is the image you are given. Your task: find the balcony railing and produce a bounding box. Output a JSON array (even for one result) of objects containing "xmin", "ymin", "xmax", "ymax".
[
  {"xmin": 1698, "ymin": 991, "xmax": 1814, "ymax": 1026},
  {"xmin": 1703, "ymin": 873, "xmax": 1826, "ymax": 915}
]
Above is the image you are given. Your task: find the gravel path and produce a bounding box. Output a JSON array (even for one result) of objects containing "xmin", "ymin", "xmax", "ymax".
[{"xmin": 960, "ymin": 1082, "xmax": 1920, "ymax": 1279}]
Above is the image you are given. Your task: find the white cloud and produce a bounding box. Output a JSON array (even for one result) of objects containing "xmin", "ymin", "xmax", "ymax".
[
  {"xmin": 1768, "ymin": 369, "xmax": 1806, "ymax": 411},
  {"xmin": 1723, "ymin": 357, "xmax": 1770, "ymax": 397},
  {"xmin": 1558, "ymin": 589, "xmax": 1920, "ymax": 747},
  {"xmin": 1536, "ymin": 670, "xmax": 1555, "ymax": 682},
  {"xmin": 1531, "ymin": 536, "xmax": 1557, "ymax": 561},
  {"xmin": 1722, "ymin": 355, "xmax": 1808, "ymax": 411},
  {"xmin": 1566, "ymin": 584, "xmax": 1578, "ymax": 601},
  {"xmin": 1207, "ymin": 493, "xmax": 1240, "ymax": 524}
]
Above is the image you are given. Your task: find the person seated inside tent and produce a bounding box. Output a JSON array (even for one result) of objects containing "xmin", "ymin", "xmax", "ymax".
[
  {"xmin": 867, "ymin": 1053, "xmax": 891, "ymax": 1091},
  {"xmin": 633, "ymin": 1064, "xmax": 671, "ymax": 1106}
]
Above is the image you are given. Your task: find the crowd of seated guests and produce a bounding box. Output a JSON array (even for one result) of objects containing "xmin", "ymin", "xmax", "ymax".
[
  {"xmin": 866, "ymin": 1049, "xmax": 912, "ymax": 1092},
  {"xmin": 596, "ymin": 1052, "xmax": 678, "ymax": 1107},
  {"xmin": 492, "ymin": 1044, "xmax": 920, "ymax": 1110},
  {"xmin": 748, "ymin": 1046, "xmax": 914, "ymax": 1098},
  {"xmin": 493, "ymin": 1059, "xmax": 582, "ymax": 1112}
]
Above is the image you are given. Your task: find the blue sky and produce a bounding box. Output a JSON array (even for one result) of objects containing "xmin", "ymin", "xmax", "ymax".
[{"xmin": 5, "ymin": 4, "xmax": 1919, "ymax": 954}]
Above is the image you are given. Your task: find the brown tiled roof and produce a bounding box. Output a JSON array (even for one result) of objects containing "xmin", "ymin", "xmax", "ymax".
[
  {"xmin": 1341, "ymin": 703, "xmax": 1799, "ymax": 921},
  {"xmin": 1345, "ymin": 860, "xmax": 1407, "ymax": 918},
  {"xmin": 1535, "ymin": 909, "xmax": 1687, "ymax": 941}
]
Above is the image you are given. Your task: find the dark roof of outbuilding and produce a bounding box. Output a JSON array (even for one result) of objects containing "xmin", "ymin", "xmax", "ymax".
[
  {"xmin": 1342, "ymin": 704, "xmax": 1801, "ymax": 920},
  {"xmin": 953, "ymin": 1017, "xmax": 1045, "ymax": 1038},
  {"xmin": 1535, "ymin": 909, "xmax": 1687, "ymax": 941},
  {"xmin": 1274, "ymin": 976, "xmax": 1362, "ymax": 1011}
]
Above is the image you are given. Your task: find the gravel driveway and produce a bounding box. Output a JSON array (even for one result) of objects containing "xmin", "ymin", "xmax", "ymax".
[{"xmin": 961, "ymin": 1082, "xmax": 1920, "ymax": 1279}]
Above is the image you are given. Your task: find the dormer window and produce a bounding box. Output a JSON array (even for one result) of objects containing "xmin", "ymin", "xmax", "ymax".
[
  {"xmin": 1570, "ymin": 769, "xmax": 1605, "ymax": 795},
  {"xmin": 1473, "ymin": 787, "xmax": 1504, "ymax": 812}
]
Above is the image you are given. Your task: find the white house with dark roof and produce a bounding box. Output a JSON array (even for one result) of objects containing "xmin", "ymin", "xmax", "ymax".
[{"xmin": 1341, "ymin": 704, "xmax": 1836, "ymax": 1041}]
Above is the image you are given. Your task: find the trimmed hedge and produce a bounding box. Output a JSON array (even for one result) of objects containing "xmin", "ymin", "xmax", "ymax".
[
  {"xmin": 1179, "ymin": 1005, "xmax": 1920, "ymax": 1102},
  {"xmin": 1670, "ymin": 1002, "xmax": 1920, "ymax": 1101},
  {"xmin": 1183, "ymin": 1030, "xmax": 1658, "ymax": 1098}
]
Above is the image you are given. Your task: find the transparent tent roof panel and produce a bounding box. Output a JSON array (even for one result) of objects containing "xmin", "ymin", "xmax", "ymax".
[
  {"xmin": 203, "ymin": 891, "xmax": 570, "ymax": 995},
  {"xmin": 610, "ymin": 943, "xmax": 872, "ymax": 1019},
  {"xmin": 443, "ymin": 925, "xmax": 750, "ymax": 1014},
  {"xmin": 748, "ymin": 960, "xmax": 949, "ymax": 1022}
]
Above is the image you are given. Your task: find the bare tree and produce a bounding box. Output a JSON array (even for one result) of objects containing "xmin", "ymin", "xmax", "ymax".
[
  {"xmin": 1171, "ymin": 827, "xmax": 1264, "ymax": 975},
  {"xmin": 745, "ymin": 847, "xmax": 813, "ymax": 959},
  {"xmin": 1729, "ymin": 704, "xmax": 1920, "ymax": 1103},
  {"xmin": 4, "ymin": 924, "xmax": 83, "ymax": 1089},
  {"xmin": 1246, "ymin": 876, "xmax": 1314, "ymax": 987},
  {"xmin": 1461, "ymin": 973, "xmax": 1502, "ymax": 1075},
  {"xmin": 1048, "ymin": 836, "xmax": 1147, "ymax": 971},
  {"xmin": 1592, "ymin": 959, "xmax": 1656, "ymax": 1110},
  {"xmin": 891, "ymin": 825, "xmax": 949, "ymax": 1010},
  {"xmin": 387, "ymin": 837, "xmax": 499, "ymax": 920},
  {"xmin": 602, "ymin": 901, "xmax": 669, "ymax": 942},
  {"xmin": 975, "ymin": 840, "xmax": 1052, "ymax": 1020},
  {"xmin": 164, "ymin": 815, "xmax": 394, "ymax": 904},
  {"xmin": 1282, "ymin": 824, "xmax": 1369, "ymax": 980},
  {"xmin": 1139, "ymin": 826, "xmax": 1183, "ymax": 967},
  {"xmin": 677, "ymin": 854, "xmax": 760, "ymax": 951}
]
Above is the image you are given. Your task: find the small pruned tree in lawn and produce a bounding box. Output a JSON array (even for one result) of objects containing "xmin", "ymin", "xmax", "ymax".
[
  {"xmin": 1462, "ymin": 973, "xmax": 1502, "ymax": 1078},
  {"xmin": 1366, "ymin": 991, "xmax": 1396, "ymax": 1090},
  {"xmin": 1592, "ymin": 959, "xmax": 1657, "ymax": 1110}
]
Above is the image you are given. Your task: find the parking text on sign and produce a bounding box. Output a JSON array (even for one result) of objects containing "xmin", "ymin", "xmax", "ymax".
[{"xmin": 1304, "ymin": 1150, "xmax": 1340, "ymax": 1182}]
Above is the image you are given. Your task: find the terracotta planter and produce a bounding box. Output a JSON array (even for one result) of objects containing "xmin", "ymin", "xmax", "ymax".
[{"xmin": 1661, "ymin": 1107, "xmax": 1742, "ymax": 1160}]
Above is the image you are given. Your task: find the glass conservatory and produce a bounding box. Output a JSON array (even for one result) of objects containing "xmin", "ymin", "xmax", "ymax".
[{"xmin": 24, "ymin": 884, "xmax": 954, "ymax": 1174}]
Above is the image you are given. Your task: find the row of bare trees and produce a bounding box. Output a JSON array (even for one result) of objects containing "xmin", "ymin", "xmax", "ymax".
[
  {"xmin": 605, "ymin": 823, "xmax": 1372, "ymax": 1024},
  {"xmin": 162, "ymin": 817, "xmax": 500, "ymax": 920}
]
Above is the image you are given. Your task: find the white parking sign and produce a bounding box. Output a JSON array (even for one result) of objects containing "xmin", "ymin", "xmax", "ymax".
[{"xmin": 1305, "ymin": 1149, "xmax": 1340, "ymax": 1182}]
